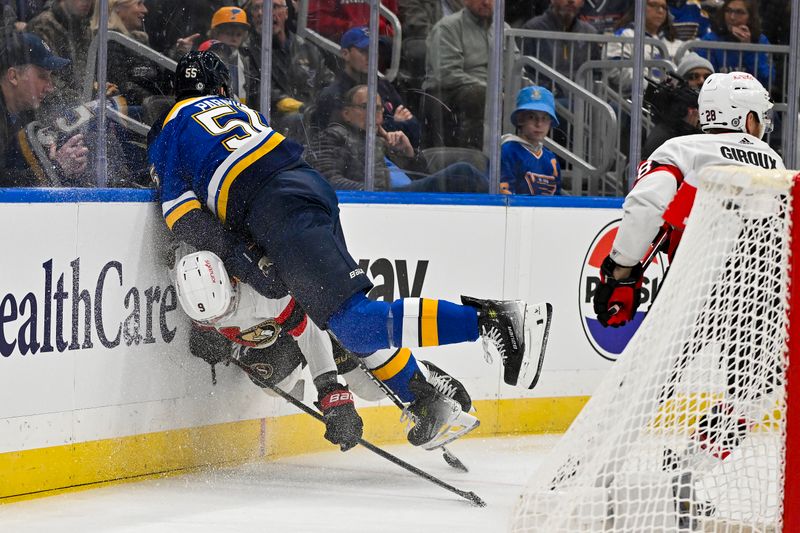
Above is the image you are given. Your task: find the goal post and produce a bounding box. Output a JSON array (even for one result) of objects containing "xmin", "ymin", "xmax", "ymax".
[{"xmin": 512, "ymin": 166, "xmax": 800, "ymax": 532}]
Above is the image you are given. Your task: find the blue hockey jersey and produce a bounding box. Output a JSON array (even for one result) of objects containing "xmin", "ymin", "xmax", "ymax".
[
  {"xmin": 149, "ymin": 96, "xmax": 304, "ymax": 230},
  {"xmin": 500, "ymin": 134, "xmax": 561, "ymax": 195}
]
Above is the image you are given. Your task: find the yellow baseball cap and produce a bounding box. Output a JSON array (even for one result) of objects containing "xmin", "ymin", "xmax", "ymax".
[{"xmin": 211, "ymin": 7, "xmax": 250, "ymax": 29}]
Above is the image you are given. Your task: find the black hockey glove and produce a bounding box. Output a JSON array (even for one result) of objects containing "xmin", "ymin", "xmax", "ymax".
[
  {"xmin": 189, "ymin": 324, "xmax": 231, "ymax": 365},
  {"xmin": 315, "ymin": 383, "xmax": 363, "ymax": 452},
  {"xmin": 593, "ymin": 256, "xmax": 644, "ymax": 328},
  {"xmin": 224, "ymin": 243, "xmax": 288, "ymax": 299}
]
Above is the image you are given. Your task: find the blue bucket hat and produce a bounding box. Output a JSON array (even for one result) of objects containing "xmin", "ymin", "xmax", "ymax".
[{"xmin": 511, "ymin": 86, "xmax": 559, "ymax": 127}]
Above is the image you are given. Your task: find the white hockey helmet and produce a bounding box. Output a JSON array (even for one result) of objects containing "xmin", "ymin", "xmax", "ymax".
[
  {"xmin": 698, "ymin": 72, "xmax": 773, "ymax": 139},
  {"xmin": 175, "ymin": 251, "xmax": 237, "ymax": 323}
]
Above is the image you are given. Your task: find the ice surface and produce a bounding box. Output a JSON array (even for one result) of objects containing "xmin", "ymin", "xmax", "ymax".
[{"xmin": 0, "ymin": 435, "xmax": 559, "ymax": 533}]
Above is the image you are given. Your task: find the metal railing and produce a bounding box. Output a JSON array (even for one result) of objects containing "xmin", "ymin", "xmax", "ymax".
[{"xmin": 295, "ymin": 0, "xmax": 402, "ymax": 83}]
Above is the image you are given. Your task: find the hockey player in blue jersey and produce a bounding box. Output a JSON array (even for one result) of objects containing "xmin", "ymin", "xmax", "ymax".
[
  {"xmin": 500, "ymin": 86, "xmax": 562, "ymax": 196},
  {"xmin": 148, "ymin": 51, "xmax": 553, "ymax": 451}
]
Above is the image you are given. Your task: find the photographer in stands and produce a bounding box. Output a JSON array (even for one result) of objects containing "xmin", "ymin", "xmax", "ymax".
[
  {"xmin": 0, "ymin": 32, "xmax": 88, "ymax": 186},
  {"xmin": 641, "ymin": 71, "xmax": 702, "ymax": 159}
]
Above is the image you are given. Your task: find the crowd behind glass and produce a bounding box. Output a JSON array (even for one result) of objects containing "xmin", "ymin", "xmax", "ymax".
[{"xmin": 0, "ymin": 0, "xmax": 794, "ymax": 195}]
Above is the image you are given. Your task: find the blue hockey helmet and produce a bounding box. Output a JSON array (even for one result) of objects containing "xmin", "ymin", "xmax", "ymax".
[{"xmin": 511, "ymin": 86, "xmax": 559, "ymax": 127}]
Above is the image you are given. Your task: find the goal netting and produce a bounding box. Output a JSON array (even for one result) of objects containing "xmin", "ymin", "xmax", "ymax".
[{"xmin": 511, "ymin": 166, "xmax": 800, "ymax": 532}]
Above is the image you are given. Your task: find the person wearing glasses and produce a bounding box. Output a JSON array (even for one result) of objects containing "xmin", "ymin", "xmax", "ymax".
[
  {"xmin": 699, "ymin": 0, "xmax": 772, "ymax": 87},
  {"xmin": 311, "ymin": 26, "xmax": 420, "ymax": 149},
  {"xmin": 312, "ymin": 84, "xmax": 487, "ymax": 192}
]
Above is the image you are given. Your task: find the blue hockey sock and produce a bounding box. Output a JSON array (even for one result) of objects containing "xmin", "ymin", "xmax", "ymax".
[
  {"xmin": 328, "ymin": 294, "xmax": 480, "ymax": 353},
  {"xmin": 328, "ymin": 292, "xmax": 391, "ymax": 354},
  {"xmin": 362, "ymin": 347, "xmax": 423, "ymax": 402},
  {"xmin": 390, "ymin": 298, "xmax": 479, "ymax": 348}
]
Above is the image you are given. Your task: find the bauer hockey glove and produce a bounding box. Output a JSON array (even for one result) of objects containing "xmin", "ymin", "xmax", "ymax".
[
  {"xmin": 224, "ymin": 243, "xmax": 288, "ymax": 299},
  {"xmin": 593, "ymin": 256, "xmax": 644, "ymax": 328},
  {"xmin": 315, "ymin": 383, "xmax": 363, "ymax": 451}
]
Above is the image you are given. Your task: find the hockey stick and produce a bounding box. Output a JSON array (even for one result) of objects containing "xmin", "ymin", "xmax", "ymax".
[
  {"xmin": 349, "ymin": 354, "xmax": 471, "ymax": 473},
  {"xmin": 225, "ymin": 356, "xmax": 487, "ymax": 507}
]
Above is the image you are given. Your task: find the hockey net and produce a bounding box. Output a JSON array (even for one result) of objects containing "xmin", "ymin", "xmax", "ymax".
[{"xmin": 511, "ymin": 166, "xmax": 800, "ymax": 533}]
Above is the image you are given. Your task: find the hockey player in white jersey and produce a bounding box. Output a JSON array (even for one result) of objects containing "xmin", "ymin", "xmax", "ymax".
[
  {"xmin": 174, "ymin": 249, "xmax": 479, "ymax": 452},
  {"xmin": 592, "ymin": 71, "xmax": 785, "ymax": 527},
  {"xmin": 593, "ymin": 71, "xmax": 782, "ymax": 329}
]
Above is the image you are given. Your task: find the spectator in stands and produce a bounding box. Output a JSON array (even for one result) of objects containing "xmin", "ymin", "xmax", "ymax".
[
  {"xmin": 641, "ymin": 73, "xmax": 701, "ymax": 159},
  {"xmin": 579, "ymin": 0, "xmax": 632, "ymax": 34},
  {"xmin": 243, "ymin": 0, "xmax": 263, "ymax": 49},
  {"xmin": 2, "ymin": 1, "xmax": 49, "ymax": 32},
  {"xmin": 27, "ymin": 0, "xmax": 94, "ymax": 105},
  {"xmin": 500, "ymin": 86, "xmax": 561, "ymax": 196},
  {"xmin": 677, "ymin": 51, "xmax": 714, "ymax": 89},
  {"xmin": 90, "ymin": 0, "xmax": 165, "ymax": 106},
  {"xmin": 423, "ymin": 0, "xmax": 520, "ymax": 149},
  {"xmin": 312, "ymin": 26, "xmax": 420, "ymax": 149},
  {"xmin": 244, "ymin": 0, "xmax": 332, "ymax": 135},
  {"xmin": 397, "ymin": 0, "xmax": 462, "ymax": 92},
  {"xmin": 204, "ymin": 6, "xmax": 253, "ymax": 103},
  {"xmin": 669, "ymin": 0, "xmax": 711, "ymax": 40},
  {"xmin": 700, "ymin": 0, "xmax": 772, "ymax": 87},
  {"xmin": 522, "ymin": 0, "xmax": 600, "ymax": 82},
  {"xmin": 311, "ymin": 84, "xmax": 487, "ymax": 192},
  {"xmin": 606, "ymin": 1, "xmax": 680, "ymax": 96},
  {"xmin": 144, "ymin": 0, "xmax": 234, "ymax": 58},
  {"xmin": 0, "ymin": 32, "xmax": 88, "ymax": 186},
  {"xmin": 307, "ymin": 0, "xmax": 398, "ymax": 44}
]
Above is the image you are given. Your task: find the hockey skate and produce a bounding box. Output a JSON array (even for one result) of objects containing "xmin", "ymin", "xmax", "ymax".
[
  {"xmin": 420, "ymin": 360, "xmax": 473, "ymax": 413},
  {"xmin": 462, "ymin": 296, "xmax": 553, "ymax": 389},
  {"xmin": 404, "ymin": 371, "xmax": 479, "ymax": 450}
]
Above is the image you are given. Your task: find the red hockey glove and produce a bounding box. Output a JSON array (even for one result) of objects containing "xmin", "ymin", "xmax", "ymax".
[
  {"xmin": 315, "ymin": 384, "xmax": 363, "ymax": 451},
  {"xmin": 593, "ymin": 256, "xmax": 644, "ymax": 327}
]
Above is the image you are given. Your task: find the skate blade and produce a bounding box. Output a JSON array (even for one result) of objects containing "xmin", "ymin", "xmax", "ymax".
[
  {"xmin": 518, "ymin": 302, "xmax": 553, "ymax": 390},
  {"xmin": 421, "ymin": 411, "xmax": 480, "ymax": 451}
]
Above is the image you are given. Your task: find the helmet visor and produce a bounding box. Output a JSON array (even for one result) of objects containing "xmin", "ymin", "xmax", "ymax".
[{"xmin": 761, "ymin": 108, "xmax": 774, "ymax": 135}]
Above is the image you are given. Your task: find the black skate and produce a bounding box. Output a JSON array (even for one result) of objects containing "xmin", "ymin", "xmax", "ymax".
[
  {"xmin": 404, "ymin": 372, "xmax": 479, "ymax": 450},
  {"xmin": 420, "ymin": 360, "xmax": 473, "ymax": 412},
  {"xmin": 461, "ymin": 296, "xmax": 553, "ymax": 389}
]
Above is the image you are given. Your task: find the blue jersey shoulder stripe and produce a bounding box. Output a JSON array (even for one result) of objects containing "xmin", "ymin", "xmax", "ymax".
[{"xmin": 206, "ymin": 128, "xmax": 284, "ymax": 221}]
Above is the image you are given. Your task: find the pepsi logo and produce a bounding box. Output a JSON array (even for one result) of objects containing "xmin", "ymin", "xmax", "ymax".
[{"xmin": 579, "ymin": 219, "xmax": 668, "ymax": 361}]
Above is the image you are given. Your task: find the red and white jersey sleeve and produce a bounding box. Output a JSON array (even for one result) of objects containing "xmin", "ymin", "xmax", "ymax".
[{"xmin": 611, "ymin": 133, "xmax": 783, "ymax": 266}]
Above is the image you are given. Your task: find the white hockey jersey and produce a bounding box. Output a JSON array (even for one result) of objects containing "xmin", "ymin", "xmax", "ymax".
[
  {"xmin": 199, "ymin": 283, "xmax": 336, "ymax": 379},
  {"xmin": 611, "ymin": 133, "xmax": 784, "ymax": 266}
]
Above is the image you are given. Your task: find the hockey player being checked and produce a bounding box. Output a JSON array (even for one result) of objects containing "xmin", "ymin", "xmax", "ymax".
[
  {"xmin": 592, "ymin": 71, "xmax": 784, "ymax": 524},
  {"xmin": 174, "ymin": 249, "xmax": 479, "ymax": 451}
]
